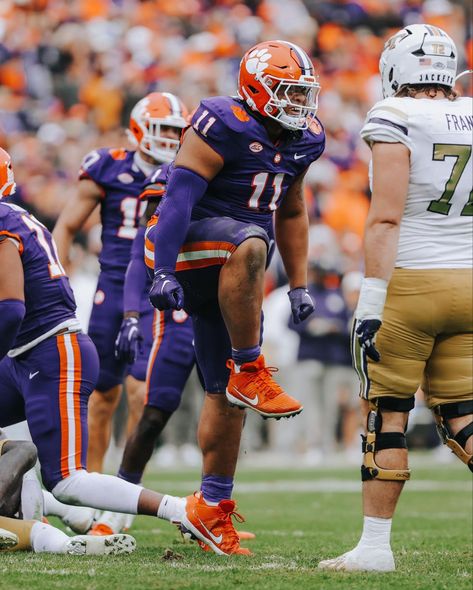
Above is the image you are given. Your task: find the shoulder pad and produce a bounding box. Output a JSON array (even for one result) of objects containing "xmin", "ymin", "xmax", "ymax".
[
  {"xmin": 306, "ymin": 116, "xmax": 325, "ymax": 139},
  {"xmin": 0, "ymin": 203, "xmax": 23, "ymax": 250},
  {"xmin": 367, "ymin": 97, "xmax": 409, "ymax": 124},
  {"xmin": 361, "ymin": 98, "xmax": 410, "ymax": 148},
  {"xmin": 78, "ymin": 147, "xmax": 109, "ymax": 181},
  {"xmin": 191, "ymin": 97, "xmax": 253, "ymax": 161},
  {"xmin": 107, "ymin": 147, "xmax": 130, "ymax": 161},
  {"xmin": 198, "ymin": 97, "xmax": 252, "ymax": 133}
]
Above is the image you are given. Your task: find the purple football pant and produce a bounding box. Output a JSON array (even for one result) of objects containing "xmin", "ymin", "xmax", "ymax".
[
  {"xmin": 145, "ymin": 309, "xmax": 195, "ymax": 412},
  {"xmin": 147, "ymin": 216, "xmax": 270, "ymax": 393},
  {"xmin": 88, "ymin": 272, "xmax": 154, "ymax": 390},
  {"xmin": 0, "ymin": 332, "xmax": 99, "ymax": 490}
]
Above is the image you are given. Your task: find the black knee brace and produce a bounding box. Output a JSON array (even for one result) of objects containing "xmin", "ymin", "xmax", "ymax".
[
  {"xmin": 433, "ymin": 401, "xmax": 473, "ymax": 473},
  {"xmin": 361, "ymin": 397, "xmax": 414, "ymax": 482}
]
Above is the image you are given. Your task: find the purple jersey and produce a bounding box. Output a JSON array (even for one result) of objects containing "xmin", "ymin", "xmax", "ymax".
[
  {"xmin": 188, "ymin": 96, "xmax": 325, "ymax": 234},
  {"xmin": 0, "ymin": 202, "xmax": 77, "ymax": 350},
  {"xmin": 79, "ymin": 148, "xmax": 148, "ymax": 277}
]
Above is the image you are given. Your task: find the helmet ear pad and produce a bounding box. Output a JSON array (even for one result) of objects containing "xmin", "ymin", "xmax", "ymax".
[{"xmin": 128, "ymin": 118, "xmax": 144, "ymax": 146}]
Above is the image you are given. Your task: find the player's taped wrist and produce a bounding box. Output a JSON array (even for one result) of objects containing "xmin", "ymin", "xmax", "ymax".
[{"xmin": 355, "ymin": 277, "xmax": 388, "ymax": 321}]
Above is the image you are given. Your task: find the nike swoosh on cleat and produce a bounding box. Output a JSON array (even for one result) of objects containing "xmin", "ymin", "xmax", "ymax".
[
  {"xmin": 232, "ymin": 387, "xmax": 259, "ymax": 406},
  {"xmin": 29, "ymin": 371, "xmax": 39, "ymax": 380},
  {"xmin": 294, "ymin": 153, "xmax": 306, "ymax": 160},
  {"xmin": 197, "ymin": 517, "xmax": 223, "ymax": 545}
]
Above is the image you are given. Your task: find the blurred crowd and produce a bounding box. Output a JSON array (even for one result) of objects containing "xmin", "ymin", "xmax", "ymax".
[{"xmin": 1, "ymin": 0, "xmax": 470, "ymax": 466}]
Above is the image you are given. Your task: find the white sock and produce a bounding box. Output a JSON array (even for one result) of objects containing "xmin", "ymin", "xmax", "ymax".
[
  {"xmin": 43, "ymin": 490, "xmax": 68, "ymax": 518},
  {"xmin": 30, "ymin": 521, "xmax": 69, "ymax": 554},
  {"xmin": 357, "ymin": 516, "xmax": 392, "ymax": 548},
  {"xmin": 21, "ymin": 469, "xmax": 44, "ymax": 521},
  {"xmin": 51, "ymin": 470, "xmax": 142, "ymax": 515},
  {"xmin": 157, "ymin": 495, "xmax": 186, "ymax": 523}
]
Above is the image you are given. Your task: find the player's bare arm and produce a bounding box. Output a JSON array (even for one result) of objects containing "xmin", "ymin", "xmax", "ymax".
[
  {"xmin": 274, "ymin": 170, "xmax": 310, "ymax": 289},
  {"xmin": 52, "ymin": 178, "xmax": 102, "ymax": 271},
  {"xmin": 364, "ymin": 142, "xmax": 410, "ymax": 281},
  {"xmin": 174, "ymin": 127, "xmax": 223, "ymax": 179},
  {"xmin": 353, "ymin": 141, "xmax": 409, "ymax": 361},
  {"xmin": 0, "ymin": 238, "xmax": 24, "ymax": 301}
]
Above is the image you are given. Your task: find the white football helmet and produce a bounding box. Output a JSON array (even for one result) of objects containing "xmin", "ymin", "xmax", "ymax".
[
  {"xmin": 380, "ymin": 24, "xmax": 458, "ymax": 98},
  {"xmin": 128, "ymin": 92, "xmax": 188, "ymax": 163}
]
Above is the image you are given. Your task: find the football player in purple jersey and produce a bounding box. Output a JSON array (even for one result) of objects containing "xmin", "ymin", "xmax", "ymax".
[
  {"xmin": 52, "ymin": 93, "xmax": 188, "ymax": 477},
  {"xmin": 0, "ymin": 147, "xmax": 208, "ymax": 547},
  {"xmin": 115, "ymin": 168, "xmax": 195, "ymax": 484},
  {"xmin": 91, "ymin": 162, "xmax": 196, "ymax": 535},
  {"xmin": 147, "ymin": 40, "xmax": 325, "ymax": 554}
]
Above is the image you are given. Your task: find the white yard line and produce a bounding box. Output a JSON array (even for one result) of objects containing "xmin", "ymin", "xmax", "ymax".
[{"xmin": 155, "ymin": 479, "xmax": 471, "ymax": 493}]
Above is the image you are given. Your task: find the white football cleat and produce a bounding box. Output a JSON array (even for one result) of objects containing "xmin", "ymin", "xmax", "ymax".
[
  {"xmin": 0, "ymin": 528, "xmax": 19, "ymax": 550},
  {"xmin": 62, "ymin": 505, "xmax": 96, "ymax": 534},
  {"xmin": 318, "ymin": 545, "xmax": 395, "ymax": 572},
  {"xmin": 65, "ymin": 533, "xmax": 136, "ymax": 556}
]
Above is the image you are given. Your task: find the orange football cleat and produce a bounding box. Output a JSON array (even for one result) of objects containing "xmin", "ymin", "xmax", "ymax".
[
  {"xmin": 181, "ymin": 492, "xmax": 252, "ymax": 555},
  {"xmin": 225, "ymin": 355, "xmax": 303, "ymax": 419}
]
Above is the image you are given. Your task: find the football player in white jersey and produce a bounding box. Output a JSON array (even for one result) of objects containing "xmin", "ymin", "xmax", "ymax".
[{"xmin": 319, "ymin": 24, "xmax": 472, "ymax": 572}]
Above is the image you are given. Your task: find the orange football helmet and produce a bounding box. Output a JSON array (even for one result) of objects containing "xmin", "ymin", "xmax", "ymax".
[
  {"xmin": 128, "ymin": 92, "xmax": 189, "ymax": 163},
  {"xmin": 0, "ymin": 147, "xmax": 16, "ymax": 199},
  {"xmin": 238, "ymin": 40, "xmax": 320, "ymax": 130}
]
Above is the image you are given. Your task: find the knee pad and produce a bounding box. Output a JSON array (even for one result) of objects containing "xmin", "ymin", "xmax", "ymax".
[
  {"xmin": 361, "ymin": 397, "xmax": 413, "ymax": 482},
  {"xmin": 433, "ymin": 401, "xmax": 473, "ymax": 472}
]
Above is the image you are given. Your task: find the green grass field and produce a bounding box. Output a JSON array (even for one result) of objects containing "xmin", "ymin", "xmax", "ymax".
[{"xmin": 1, "ymin": 458, "xmax": 472, "ymax": 590}]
